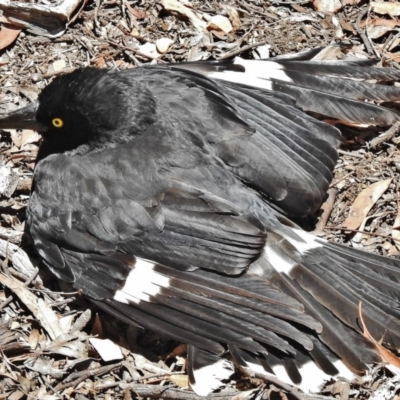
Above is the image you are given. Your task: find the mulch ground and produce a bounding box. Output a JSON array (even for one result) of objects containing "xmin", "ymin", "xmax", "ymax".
[{"xmin": 0, "ymin": 0, "xmax": 400, "ymax": 399}]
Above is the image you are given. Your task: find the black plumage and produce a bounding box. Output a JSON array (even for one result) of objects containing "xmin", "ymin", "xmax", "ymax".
[{"xmin": 1, "ymin": 52, "xmax": 400, "ymax": 395}]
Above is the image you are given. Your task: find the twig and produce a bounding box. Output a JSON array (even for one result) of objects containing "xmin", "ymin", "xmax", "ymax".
[
  {"xmin": 270, "ymin": 0, "xmax": 310, "ymax": 4},
  {"xmin": 237, "ymin": 1, "xmax": 278, "ymax": 19},
  {"xmin": 53, "ymin": 362, "xmax": 122, "ymax": 392},
  {"xmin": 355, "ymin": 7, "xmax": 375, "ymax": 56},
  {"xmin": 218, "ymin": 40, "xmax": 270, "ymax": 60},
  {"xmin": 369, "ymin": 121, "xmax": 400, "ymax": 149},
  {"xmin": 313, "ymin": 188, "xmax": 337, "ymax": 235},
  {"xmin": 337, "ymin": 149, "xmax": 365, "ymax": 159},
  {"xmin": 120, "ymin": 384, "xmax": 240, "ymax": 400},
  {"xmin": 331, "ymin": 171, "xmax": 355, "ymax": 188},
  {"xmin": 323, "ymin": 226, "xmax": 392, "ymax": 238}
]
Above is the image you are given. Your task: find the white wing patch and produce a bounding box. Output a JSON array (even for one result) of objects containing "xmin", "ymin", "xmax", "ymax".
[
  {"xmin": 286, "ymin": 228, "xmax": 324, "ymax": 255},
  {"xmin": 234, "ymin": 57, "xmax": 293, "ymax": 82},
  {"xmin": 114, "ymin": 258, "xmax": 170, "ymax": 304},
  {"xmin": 206, "ymin": 57, "xmax": 293, "ymax": 90},
  {"xmin": 264, "ymin": 228, "xmax": 323, "ymax": 274},
  {"xmin": 190, "ymin": 358, "xmax": 234, "ymax": 396}
]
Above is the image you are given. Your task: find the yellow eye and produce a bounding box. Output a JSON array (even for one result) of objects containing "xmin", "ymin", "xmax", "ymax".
[{"xmin": 52, "ymin": 118, "xmax": 64, "ymax": 128}]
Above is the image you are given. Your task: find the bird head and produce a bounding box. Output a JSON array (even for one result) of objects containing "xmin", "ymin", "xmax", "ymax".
[{"xmin": 0, "ymin": 68, "xmax": 157, "ymax": 159}]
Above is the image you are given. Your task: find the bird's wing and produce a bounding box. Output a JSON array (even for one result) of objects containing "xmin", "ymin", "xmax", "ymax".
[
  {"xmin": 175, "ymin": 56, "xmax": 400, "ymax": 126},
  {"xmin": 137, "ymin": 66, "xmax": 341, "ymax": 217},
  {"xmin": 28, "ymin": 150, "xmax": 325, "ymax": 369}
]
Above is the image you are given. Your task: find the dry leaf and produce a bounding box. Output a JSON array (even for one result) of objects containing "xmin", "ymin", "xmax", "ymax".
[
  {"xmin": 7, "ymin": 390, "xmax": 25, "ymax": 400},
  {"xmin": 371, "ymin": 2, "xmax": 400, "ymax": 16},
  {"xmin": 89, "ymin": 338, "xmax": 124, "ymax": 362},
  {"xmin": 10, "ymin": 130, "xmax": 23, "ymax": 148},
  {"xmin": 138, "ymin": 42, "xmax": 159, "ymax": 59},
  {"xmin": 391, "ymin": 207, "xmax": 400, "ymax": 249},
  {"xmin": 156, "ymin": 38, "xmax": 174, "ymax": 54},
  {"xmin": 21, "ymin": 130, "xmax": 41, "ymax": 148},
  {"xmin": 0, "ymin": 24, "xmax": 21, "ymax": 51},
  {"xmin": 362, "ymin": 18, "xmax": 400, "ymax": 39},
  {"xmin": 91, "ymin": 313, "xmax": 104, "ymax": 337},
  {"xmin": 161, "ymin": 0, "xmax": 207, "ymax": 33},
  {"xmin": 313, "ymin": 0, "xmax": 342, "ymax": 13},
  {"xmin": 342, "ymin": 178, "xmax": 392, "ymax": 230},
  {"xmin": 342, "ymin": 0, "xmax": 361, "ymax": 4},
  {"xmin": 124, "ymin": 1, "xmax": 147, "ymax": 19},
  {"xmin": 44, "ymin": 332, "xmax": 88, "ymax": 358},
  {"xmin": 0, "ymin": 273, "xmax": 64, "ymax": 340},
  {"xmin": 361, "ymin": 18, "xmax": 400, "ymax": 29},
  {"xmin": 59, "ymin": 314, "xmax": 75, "ymax": 334},
  {"xmin": 368, "ymin": 25, "xmax": 395, "ymax": 39},
  {"xmin": 168, "ymin": 374, "xmax": 189, "ymax": 388},
  {"xmin": 207, "ymin": 15, "xmax": 233, "ymax": 34},
  {"xmin": 226, "ymin": 5, "xmax": 240, "ymax": 30},
  {"xmin": 167, "ymin": 343, "xmax": 187, "ymax": 359},
  {"xmin": 359, "ymin": 302, "xmax": 400, "ymax": 367},
  {"xmin": 52, "ymin": 59, "xmax": 66, "ymax": 72},
  {"xmin": 27, "ymin": 328, "xmax": 41, "ymax": 349}
]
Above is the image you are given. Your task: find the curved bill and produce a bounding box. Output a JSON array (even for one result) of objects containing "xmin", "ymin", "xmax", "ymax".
[{"xmin": 0, "ymin": 102, "xmax": 48, "ymax": 131}]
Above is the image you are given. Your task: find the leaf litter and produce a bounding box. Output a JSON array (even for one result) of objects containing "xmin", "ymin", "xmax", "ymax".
[{"xmin": 0, "ymin": 0, "xmax": 400, "ymax": 399}]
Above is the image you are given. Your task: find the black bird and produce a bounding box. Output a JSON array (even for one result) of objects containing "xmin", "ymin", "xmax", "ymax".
[{"xmin": 1, "ymin": 51, "xmax": 400, "ymax": 395}]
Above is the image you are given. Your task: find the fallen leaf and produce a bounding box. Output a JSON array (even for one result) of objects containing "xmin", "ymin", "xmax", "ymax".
[
  {"xmin": 342, "ymin": 0, "xmax": 361, "ymax": 4},
  {"xmin": 371, "ymin": 2, "xmax": 400, "ymax": 16},
  {"xmin": 91, "ymin": 313, "xmax": 104, "ymax": 337},
  {"xmin": 27, "ymin": 329, "xmax": 41, "ymax": 349},
  {"xmin": 362, "ymin": 18, "xmax": 400, "ymax": 39},
  {"xmin": 226, "ymin": 5, "xmax": 240, "ymax": 30},
  {"xmin": 156, "ymin": 38, "xmax": 174, "ymax": 54},
  {"xmin": 0, "ymin": 24, "xmax": 21, "ymax": 51},
  {"xmin": 168, "ymin": 374, "xmax": 189, "ymax": 388},
  {"xmin": 59, "ymin": 314, "xmax": 75, "ymax": 334},
  {"xmin": 367, "ymin": 25, "xmax": 395, "ymax": 39},
  {"xmin": 207, "ymin": 15, "xmax": 233, "ymax": 34},
  {"xmin": 0, "ymin": 273, "xmax": 64, "ymax": 340},
  {"xmin": 44, "ymin": 332, "xmax": 88, "ymax": 358},
  {"xmin": 342, "ymin": 178, "xmax": 392, "ymax": 230},
  {"xmin": 167, "ymin": 343, "xmax": 187, "ymax": 359},
  {"xmin": 138, "ymin": 42, "xmax": 159, "ymax": 59},
  {"xmin": 161, "ymin": 0, "xmax": 207, "ymax": 33},
  {"xmin": 10, "ymin": 130, "xmax": 23, "ymax": 147},
  {"xmin": 313, "ymin": 0, "xmax": 342, "ymax": 13},
  {"xmin": 359, "ymin": 302, "xmax": 400, "ymax": 367},
  {"xmin": 124, "ymin": 1, "xmax": 147, "ymax": 19},
  {"xmin": 7, "ymin": 390, "xmax": 25, "ymax": 400},
  {"xmin": 391, "ymin": 206, "xmax": 400, "ymax": 249},
  {"xmin": 361, "ymin": 18, "xmax": 400, "ymax": 29},
  {"xmin": 52, "ymin": 59, "xmax": 66, "ymax": 72},
  {"xmin": 89, "ymin": 338, "xmax": 124, "ymax": 362},
  {"xmin": 21, "ymin": 130, "xmax": 41, "ymax": 148}
]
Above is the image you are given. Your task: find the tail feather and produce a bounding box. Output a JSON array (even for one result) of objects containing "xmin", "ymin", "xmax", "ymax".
[
  {"xmin": 187, "ymin": 345, "xmax": 234, "ymax": 396},
  {"xmin": 262, "ymin": 228, "xmax": 387, "ymax": 373},
  {"xmin": 267, "ymin": 267, "xmax": 380, "ymax": 374}
]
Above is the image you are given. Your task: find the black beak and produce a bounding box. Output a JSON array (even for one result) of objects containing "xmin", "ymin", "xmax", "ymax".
[{"xmin": 0, "ymin": 102, "xmax": 48, "ymax": 131}]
